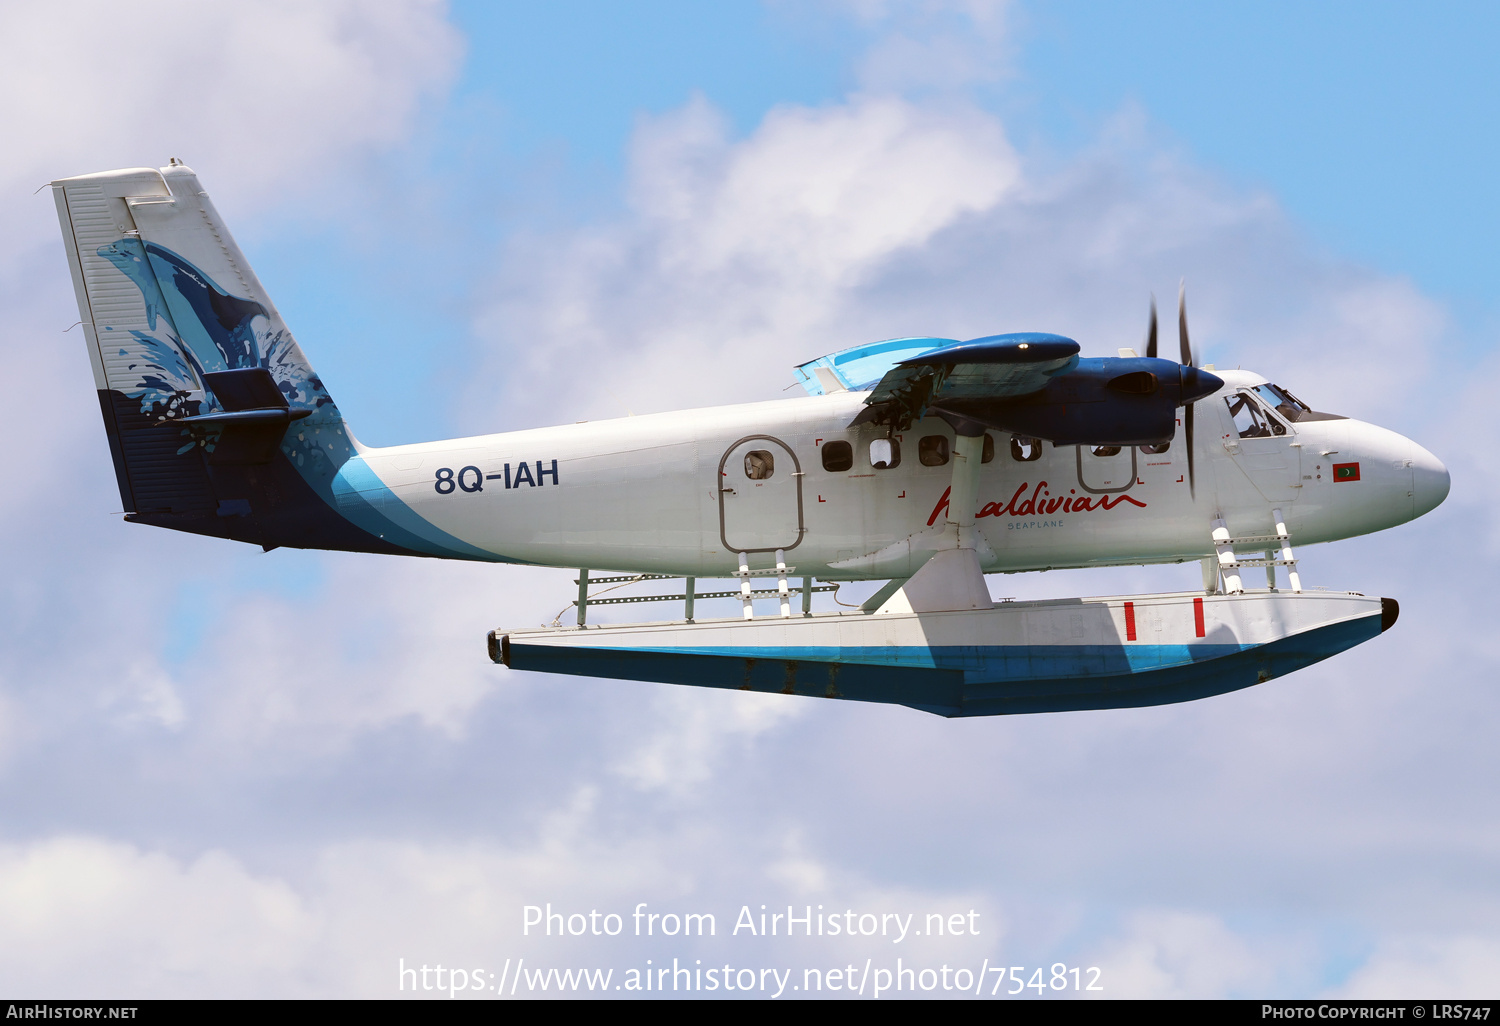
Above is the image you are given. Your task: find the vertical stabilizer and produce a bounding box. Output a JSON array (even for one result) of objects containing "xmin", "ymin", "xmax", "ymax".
[
  {"xmin": 51, "ymin": 164, "xmax": 399, "ymax": 554},
  {"xmin": 53, "ymin": 163, "xmax": 340, "ymax": 427}
]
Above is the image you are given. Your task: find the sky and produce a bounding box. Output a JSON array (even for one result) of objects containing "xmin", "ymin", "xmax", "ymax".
[{"xmin": 1, "ymin": 0, "xmax": 1497, "ymax": 999}]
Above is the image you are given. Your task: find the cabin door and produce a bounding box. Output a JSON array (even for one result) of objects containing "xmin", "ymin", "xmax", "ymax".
[{"xmin": 718, "ymin": 435, "xmax": 804, "ymax": 554}]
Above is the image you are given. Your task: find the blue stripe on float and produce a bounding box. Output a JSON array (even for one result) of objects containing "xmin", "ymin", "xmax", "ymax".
[
  {"xmin": 619, "ymin": 643, "xmax": 1240, "ymax": 679},
  {"xmin": 503, "ymin": 613, "xmax": 1383, "ymax": 718}
]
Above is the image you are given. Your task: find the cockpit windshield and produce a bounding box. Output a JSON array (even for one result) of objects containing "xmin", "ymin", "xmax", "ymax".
[
  {"xmin": 1248, "ymin": 383, "xmax": 1346, "ymax": 423},
  {"xmin": 1251, "ymin": 383, "xmax": 1308, "ymax": 420}
]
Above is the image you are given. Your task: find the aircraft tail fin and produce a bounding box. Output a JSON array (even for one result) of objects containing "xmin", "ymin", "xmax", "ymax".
[
  {"xmin": 51, "ymin": 163, "xmax": 386, "ymax": 552},
  {"xmin": 53, "ymin": 162, "xmax": 511, "ymax": 562}
]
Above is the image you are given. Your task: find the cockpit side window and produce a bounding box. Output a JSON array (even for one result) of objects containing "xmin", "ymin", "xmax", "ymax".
[{"xmin": 1225, "ymin": 392, "xmax": 1287, "ymax": 438}]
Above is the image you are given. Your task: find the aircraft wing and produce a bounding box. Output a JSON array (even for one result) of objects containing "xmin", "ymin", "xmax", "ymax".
[
  {"xmin": 854, "ymin": 332, "xmax": 1080, "ymax": 430},
  {"xmin": 793, "ymin": 336, "xmax": 958, "ymax": 395}
]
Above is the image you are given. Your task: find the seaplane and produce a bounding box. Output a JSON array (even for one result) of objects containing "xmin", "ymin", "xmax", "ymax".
[{"xmin": 50, "ymin": 163, "xmax": 1450, "ymax": 717}]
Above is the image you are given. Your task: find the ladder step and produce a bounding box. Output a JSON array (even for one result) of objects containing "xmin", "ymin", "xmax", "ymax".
[
  {"xmin": 575, "ymin": 573, "xmax": 677, "ymax": 585},
  {"xmin": 577, "ymin": 586, "xmax": 837, "ymax": 607},
  {"xmin": 1209, "ymin": 510, "xmax": 1302, "ymax": 597},
  {"xmin": 580, "ymin": 569, "xmax": 800, "ymax": 585}
]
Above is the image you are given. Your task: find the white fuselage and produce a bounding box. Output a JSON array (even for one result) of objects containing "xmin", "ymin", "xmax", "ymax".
[{"xmin": 341, "ymin": 370, "xmax": 1447, "ymax": 578}]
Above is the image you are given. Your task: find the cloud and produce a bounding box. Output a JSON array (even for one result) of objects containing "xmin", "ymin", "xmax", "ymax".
[
  {"xmin": 1335, "ymin": 935, "xmax": 1500, "ymax": 999},
  {"xmin": 0, "ymin": 0, "xmax": 461, "ymax": 270},
  {"xmin": 843, "ymin": 0, "xmax": 1015, "ymax": 93},
  {"xmin": 0, "ymin": 822, "xmax": 998, "ymax": 997},
  {"xmin": 103, "ymin": 662, "xmax": 187, "ymax": 731},
  {"xmin": 472, "ymin": 90, "xmax": 1444, "ymax": 438},
  {"xmin": 473, "ymin": 91, "xmax": 1021, "ymax": 427},
  {"xmin": 2, "ymin": 0, "xmax": 1495, "ymax": 1001},
  {"xmin": 1436, "ymin": 347, "xmax": 1500, "ymax": 550},
  {"xmin": 633, "ymin": 95, "xmax": 1017, "ymax": 281},
  {"xmin": 171, "ymin": 557, "xmax": 530, "ymax": 750},
  {"xmin": 0, "ymin": 837, "xmax": 314, "ymax": 997},
  {"xmin": 1087, "ymin": 910, "xmax": 1278, "ymax": 998},
  {"xmin": 612, "ymin": 685, "xmax": 804, "ymax": 795}
]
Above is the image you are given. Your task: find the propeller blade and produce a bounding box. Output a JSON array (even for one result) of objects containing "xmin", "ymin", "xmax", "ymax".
[
  {"xmin": 1146, "ymin": 297, "xmax": 1158, "ymax": 359},
  {"xmin": 1177, "ymin": 281, "xmax": 1193, "ymax": 367},
  {"xmin": 1184, "ymin": 400, "xmax": 1196, "ymax": 499}
]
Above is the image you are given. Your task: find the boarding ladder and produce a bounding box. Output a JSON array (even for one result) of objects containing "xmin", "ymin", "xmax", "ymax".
[
  {"xmin": 571, "ymin": 549, "xmax": 837, "ymax": 627},
  {"xmin": 1205, "ymin": 508, "xmax": 1302, "ymax": 595}
]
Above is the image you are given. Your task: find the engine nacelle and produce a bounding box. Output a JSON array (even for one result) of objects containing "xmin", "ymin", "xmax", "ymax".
[{"xmin": 935, "ymin": 357, "xmax": 1222, "ymax": 446}]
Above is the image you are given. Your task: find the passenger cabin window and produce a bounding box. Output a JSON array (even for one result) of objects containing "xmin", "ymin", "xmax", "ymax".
[
  {"xmin": 919, "ymin": 435, "xmax": 949, "ymax": 466},
  {"xmin": 821, "ymin": 440, "xmax": 853, "ymax": 472},
  {"xmin": 981, "ymin": 433, "xmax": 995, "ymax": 463},
  {"xmin": 1140, "ymin": 441, "xmax": 1170, "ymax": 454},
  {"xmin": 1090, "ymin": 445, "xmax": 1122, "ymax": 457},
  {"xmin": 1010, "ymin": 436, "xmax": 1042, "ymax": 462},
  {"xmin": 744, "ymin": 450, "xmax": 775, "ymax": 479},
  {"xmin": 1225, "ymin": 393, "xmax": 1286, "ymax": 438},
  {"xmin": 869, "ymin": 437, "xmax": 900, "ymax": 469}
]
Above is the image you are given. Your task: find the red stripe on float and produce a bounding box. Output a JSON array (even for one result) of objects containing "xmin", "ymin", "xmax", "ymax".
[
  {"xmin": 1124, "ymin": 601, "xmax": 1136, "ymax": 641},
  {"xmin": 1194, "ymin": 596, "xmax": 1206, "ymax": 638}
]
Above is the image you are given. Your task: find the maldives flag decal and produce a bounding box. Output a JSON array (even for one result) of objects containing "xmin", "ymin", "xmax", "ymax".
[{"xmin": 1333, "ymin": 462, "xmax": 1361, "ymax": 482}]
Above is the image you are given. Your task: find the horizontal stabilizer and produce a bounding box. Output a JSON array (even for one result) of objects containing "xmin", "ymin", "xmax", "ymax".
[
  {"xmin": 203, "ymin": 367, "xmax": 289, "ymax": 411},
  {"xmin": 178, "ymin": 368, "xmax": 310, "ymax": 465},
  {"xmin": 180, "ymin": 408, "xmax": 311, "ymax": 428}
]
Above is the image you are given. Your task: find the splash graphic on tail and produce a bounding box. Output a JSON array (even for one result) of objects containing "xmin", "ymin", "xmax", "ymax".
[
  {"xmin": 53, "ymin": 163, "xmax": 501, "ymax": 561},
  {"xmin": 96, "ymin": 237, "xmax": 334, "ymax": 420}
]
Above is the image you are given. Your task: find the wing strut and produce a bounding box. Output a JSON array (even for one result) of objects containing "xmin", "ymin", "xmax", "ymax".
[{"xmin": 887, "ymin": 430, "xmax": 993, "ymax": 614}]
